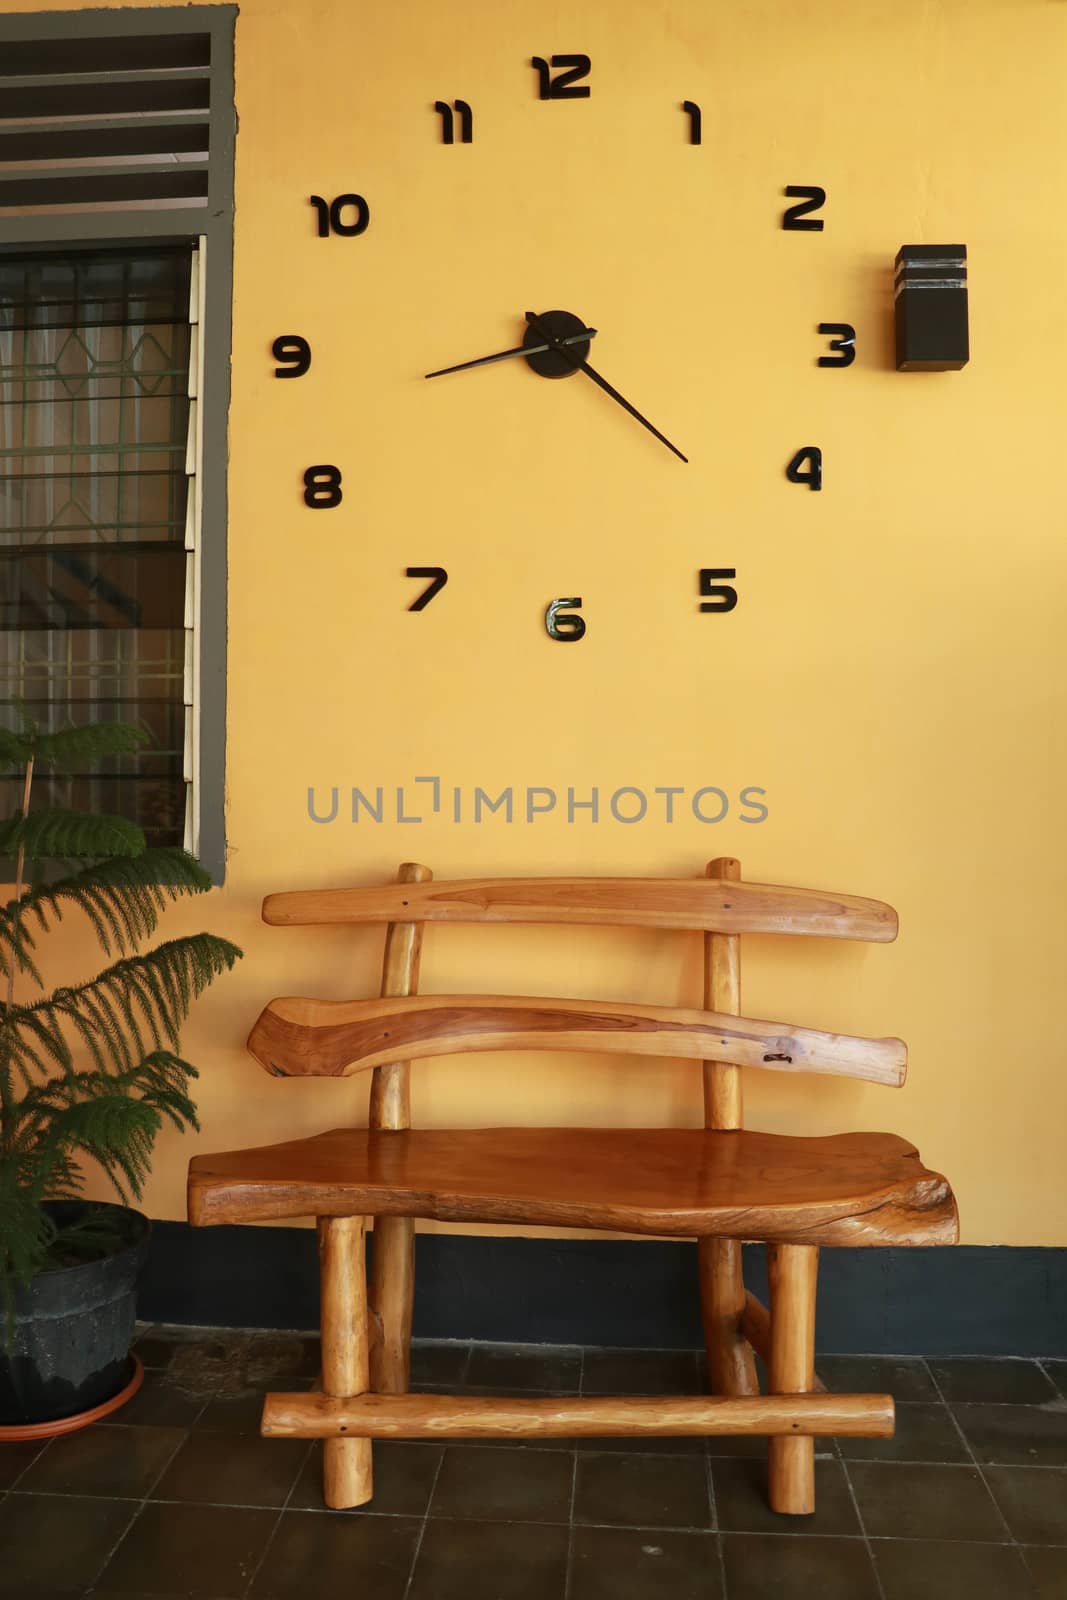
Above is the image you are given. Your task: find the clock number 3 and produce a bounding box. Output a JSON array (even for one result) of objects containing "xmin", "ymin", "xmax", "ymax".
[
  {"xmin": 818, "ymin": 323, "xmax": 856, "ymax": 367},
  {"xmin": 532, "ymin": 54, "xmax": 591, "ymax": 98},
  {"xmin": 303, "ymin": 465, "xmax": 342, "ymax": 508},
  {"xmin": 309, "ymin": 194, "xmax": 370, "ymax": 238}
]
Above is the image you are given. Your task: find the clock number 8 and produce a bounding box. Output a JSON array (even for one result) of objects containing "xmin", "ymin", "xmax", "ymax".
[{"xmin": 303, "ymin": 465, "xmax": 343, "ymax": 508}]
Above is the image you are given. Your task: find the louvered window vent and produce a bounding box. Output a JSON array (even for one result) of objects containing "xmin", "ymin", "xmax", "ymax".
[{"xmin": 0, "ymin": 31, "xmax": 214, "ymax": 214}]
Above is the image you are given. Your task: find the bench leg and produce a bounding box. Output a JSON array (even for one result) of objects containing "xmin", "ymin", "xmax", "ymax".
[
  {"xmin": 318, "ymin": 1216, "xmax": 373, "ymax": 1509},
  {"xmin": 698, "ymin": 1237, "xmax": 759, "ymax": 1397},
  {"xmin": 369, "ymin": 1215, "xmax": 415, "ymax": 1393},
  {"xmin": 767, "ymin": 1242, "xmax": 819, "ymax": 1515}
]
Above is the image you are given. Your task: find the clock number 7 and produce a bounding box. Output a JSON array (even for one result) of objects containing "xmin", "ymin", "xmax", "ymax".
[
  {"xmin": 407, "ymin": 567, "xmax": 448, "ymax": 610},
  {"xmin": 699, "ymin": 569, "xmax": 738, "ymax": 613}
]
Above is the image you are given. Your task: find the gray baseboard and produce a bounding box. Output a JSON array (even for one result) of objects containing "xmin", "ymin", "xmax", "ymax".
[{"xmin": 139, "ymin": 1224, "xmax": 1067, "ymax": 1356}]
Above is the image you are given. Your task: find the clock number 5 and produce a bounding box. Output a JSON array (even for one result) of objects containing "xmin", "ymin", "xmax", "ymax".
[
  {"xmin": 546, "ymin": 596, "xmax": 586, "ymax": 641},
  {"xmin": 818, "ymin": 323, "xmax": 856, "ymax": 367},
  {"xmin": 309, "ymin": 194, "xmax": 370, "ymax": 238},
  {"xmin": 532, "ymin": 54, "xmax": 591, "ymax": 98},
  {"xmin": 699, "ymin": 569, "xmax": 738, "ymax": 613}
]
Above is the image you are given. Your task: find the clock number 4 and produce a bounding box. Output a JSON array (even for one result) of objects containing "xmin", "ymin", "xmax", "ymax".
[
  {"xmin": 782, "ymin": 185, "xmax": 826, "ymax": 231},
  {"xmin": 309, "ymin": 194, "xmax": 370, "ymax": 237},
  {"xmin": 532, "ymin": 54, "xmax": 591, "ymax": 98},
  {"xmin": 699, "ymin": 569, "xmax": 738, "ymax": 613},
  {"xmin": 786, "ymin": 447, "xmax": 822, "ymax": 491},
  {"xmin": 303, "ymin": 465, "xmax": 342, "ymax": 508},
  {"xmin": 818, "ymin": 323, "xmax": 856, "ymax": 367}
]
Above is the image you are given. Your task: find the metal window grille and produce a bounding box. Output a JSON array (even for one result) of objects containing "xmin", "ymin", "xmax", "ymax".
[
  {"xmin": 0, "ymin": 244, "xmax": 201, "ymax": 849},
  {"xmin": 0, "ymin": 7, "xmax": 234, "ymax": 878}
]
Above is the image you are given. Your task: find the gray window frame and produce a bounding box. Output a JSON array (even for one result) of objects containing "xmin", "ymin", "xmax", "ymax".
[{"xmin": 0, "ymin": 4, "xmax": 236, "ymax": 884}]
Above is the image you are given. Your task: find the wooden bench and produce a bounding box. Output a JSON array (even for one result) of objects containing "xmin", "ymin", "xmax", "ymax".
[{"xmin": 187, "ymin": 858, "xmax": 958, "ymax": 1516}]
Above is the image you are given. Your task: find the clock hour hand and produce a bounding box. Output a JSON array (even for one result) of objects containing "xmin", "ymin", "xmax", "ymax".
[
  {"xmin": 524, "ymin": 311, "xmax": 688, "ymax": 464},
  {"xmin": 425, "ymin": 326, "xmax": 597, "ymax": 379}
]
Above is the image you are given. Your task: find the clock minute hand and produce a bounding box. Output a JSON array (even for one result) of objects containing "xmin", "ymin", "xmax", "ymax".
[
  {"xmin": 523, "ymin": 311, "xmax": 688, "ymax": 464},
  {"xmin": 425, "ymin": 327, "xmax": 597, "ymax": 379}
]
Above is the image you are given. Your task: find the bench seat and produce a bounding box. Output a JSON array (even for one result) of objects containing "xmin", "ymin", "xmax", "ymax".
[{"xmin": 188, "ymin": 1125, "xmax": 957, "ymax": 1247}]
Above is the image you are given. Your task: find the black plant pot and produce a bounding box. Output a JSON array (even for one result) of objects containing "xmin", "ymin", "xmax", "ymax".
[{"xmin": 0, "ymin": 1201, "xmax": 151, "ymax": 1427}]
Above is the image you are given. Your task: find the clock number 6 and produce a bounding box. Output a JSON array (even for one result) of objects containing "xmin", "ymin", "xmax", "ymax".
[
  {"xmin": 546, "ymin": 596, "xmax": 586, "ymax": 641},
  {"xmin": 303, "ymin": 465, "xmax": 342, "ymax": 508},
  {"xmin": 699, "ymin": 569, "xmax": 738, "ymax": 613},
  {"xmin": 309, "ymin": 194, "xmax": 370, "ymax": 238},
  {"xmin": 818, "ymin": 323, "xmax": 856, "ymax": 367}
]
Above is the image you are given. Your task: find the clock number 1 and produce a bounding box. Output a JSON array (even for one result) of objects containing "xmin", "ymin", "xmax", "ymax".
[
  {"xmin": 532, "ymin": 54, "xmax": 591, "ymax": 98},
  {"xmin": 699, "ymin": 569, "xmax": 738, "ymax": 613}
]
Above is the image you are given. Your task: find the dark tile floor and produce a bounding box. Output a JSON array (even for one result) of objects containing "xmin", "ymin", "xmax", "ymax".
[{"xmin": 1, "ymin": 1328, "xmax": 1065, "ymax": 1598}]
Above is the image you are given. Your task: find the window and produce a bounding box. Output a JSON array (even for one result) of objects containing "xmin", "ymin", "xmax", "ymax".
[{"xmin": 0, "ymin": 7, "xmax": 235, "ymax": 880}]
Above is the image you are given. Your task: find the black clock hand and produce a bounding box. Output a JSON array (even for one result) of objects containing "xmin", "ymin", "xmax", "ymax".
[
  {"xmin": 524, "ymin": 311, "xmax": 688, "ymax": 463},
  {"xmin": 425, "ymin": 326, "xmax": 597, "ymax": 379}
]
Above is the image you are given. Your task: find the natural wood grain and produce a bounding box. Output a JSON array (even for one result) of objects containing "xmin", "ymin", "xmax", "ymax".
[
  {"xmin": 699, "ymin": 859, "xmax": 759, "ymax": 1400},
  {"xmin": 768, "ymin": 1243, "xmax": 819, "ymax": 1515},
  {"xmin": 367, "ymin": 862, "xmax": 429, "ymax": 1396},
  {"xmin": 262, "ymin": 875, "xmax": 898, "ymax": 940},
  {"xmin": 741, "ymin": 1291, "xmax": 827, "ymax": 1393},
  {"xmin": 189, "ymin": 1125, "xmax": 959, "ymax": 1246},
  {"xmin": 260, "ymin": 1388, "xmax": 895, "ymax": 1440},
  {"xmin": 247, "ymin": 993, "xmax": 907, "ymax": 1087},
  {"xmin": 703, "ymin": 857, "xmax": 744, "ymax": 1130},
  {"xmin": 318, "ymin": 1216, "xmax": 372, "ymax": 1508}
]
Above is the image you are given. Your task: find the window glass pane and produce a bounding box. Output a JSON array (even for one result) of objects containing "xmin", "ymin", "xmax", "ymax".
[{"xmin": 0, "ymin": 246, "xmax": 192, "ymax": 847}]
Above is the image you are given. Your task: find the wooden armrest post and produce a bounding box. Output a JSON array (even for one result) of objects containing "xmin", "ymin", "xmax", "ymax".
[
  {"xmin": 698, "ymin": 857, "xmax": 759, "ymax": 1400},
  {"xmin": 767, "ymin": 1241, "xmax": 819, "ymax": 1514},
  {"xmin": 319, "ymin": 1215, "xmax": 372, "ymax": 1507},
  {"xmin": 368, "ymin": 862, "xmax": 431, "ymax": 1396}
]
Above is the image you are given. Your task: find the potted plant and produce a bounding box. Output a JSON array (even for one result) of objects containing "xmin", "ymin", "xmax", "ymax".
[{"xmin": 0, "ymin": 715, "xmax": 241, "ymax": 1435}]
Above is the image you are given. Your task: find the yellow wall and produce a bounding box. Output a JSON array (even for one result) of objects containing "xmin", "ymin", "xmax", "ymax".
[{"xmin": 10, "ymin": 0, "xmax": 1067, "ymax": 1245}]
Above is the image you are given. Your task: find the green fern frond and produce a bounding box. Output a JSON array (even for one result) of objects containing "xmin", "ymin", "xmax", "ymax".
[
  {"xmin": 22, "ymin": 721, "xmax": 151, "ymax": 770},
  {"xmin": 0, "ymin": 809, "xmax": 145, "ymax": 863},
  {"xmin": 0, "ymin": 729, "xmax": 34, "ymax": 767}
]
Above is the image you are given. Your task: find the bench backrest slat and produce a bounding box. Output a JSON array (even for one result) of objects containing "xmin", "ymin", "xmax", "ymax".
[
  {"xmin": 262, "ymin": 875, "xmax": 897, "ymax": 941},
  {"xmin": 248, "ymin": 992, "xmax": 907, "ymax": 1088}
]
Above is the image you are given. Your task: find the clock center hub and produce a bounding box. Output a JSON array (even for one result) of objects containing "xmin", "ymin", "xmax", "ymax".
[{"xmin": 523, "ymin": 309, "xmax": 591, "ymax": 378}]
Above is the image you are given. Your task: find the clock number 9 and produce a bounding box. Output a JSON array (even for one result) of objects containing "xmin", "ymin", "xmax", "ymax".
[
  {"xmin": 272, "ymin": 335, "xmax": 311, "ymax": 378},
  {"xmin": 546, "ymin": 596, "xmax": 585, "ymax": 641},
  {"xmin": 303, "ymin": 465, "xmax": 342, "ymax": 508},
  {"xmin": 309, "ymin": 193, "xmax": 370, "ymax": 238},
  {"xmin": 699, "ymin": 569, "xmax": 738, "ymax": 613},
  {"xmin": 818, "ymin": 323, "xmax": 856, "ymax": 367}
]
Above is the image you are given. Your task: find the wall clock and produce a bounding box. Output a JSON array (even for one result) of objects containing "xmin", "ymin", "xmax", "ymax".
[{"xmin": 235, "ymin": 3, "xmax": 989, "ymax": 875}]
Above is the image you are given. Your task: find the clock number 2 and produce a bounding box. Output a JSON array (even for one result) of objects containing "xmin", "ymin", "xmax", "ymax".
[
  {"xmin": 782, "ymin": 185, "xmax": 826, "ymax": 231},
  {"xmin": 699, "ymin": 569, "xmax": 738, "ymax": 613},
  {"xmin": 546, "ymin": 596, "xmax": 586, "ymax": 641},
  {"xmin": 532, "ymin": 54, "xmax": 591, "ymax": 99},
  {"xmin": 309, "ymin": 194, "xmax": 370, "ymax": 238},
  {"xmin": 818, "ymin": 323, "xmax": 856, "ymax": 367},
  {"xmin": 303, "ymin": 465, "xmax": 342, "ymax": 507}
]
